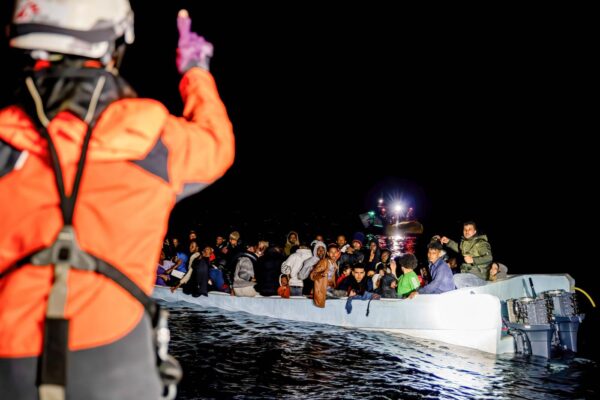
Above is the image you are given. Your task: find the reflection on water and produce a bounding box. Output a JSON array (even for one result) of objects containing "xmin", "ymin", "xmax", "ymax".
[{"xmin": 162, "ymin": 302, "xmax": 599, "ymax": 399}]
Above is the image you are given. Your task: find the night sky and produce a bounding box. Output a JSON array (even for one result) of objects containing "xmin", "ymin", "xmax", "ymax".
[{"xmin": 0, "ymin": 3, "xmax": 594, "ymax": 300}]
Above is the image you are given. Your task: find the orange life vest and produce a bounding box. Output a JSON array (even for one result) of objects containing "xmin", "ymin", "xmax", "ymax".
[{"xmin": 0, "ymin": 68, "xmax": 235, "ymax": 357}]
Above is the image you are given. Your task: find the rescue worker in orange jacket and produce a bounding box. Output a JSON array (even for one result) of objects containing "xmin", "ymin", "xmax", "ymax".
[{"xmin": 0, "ymin": 1, "xmax": 234, "ymax": 399}]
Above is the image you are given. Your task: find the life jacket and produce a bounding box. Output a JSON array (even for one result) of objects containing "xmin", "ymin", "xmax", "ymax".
[{"xmin": 0, "ymin": 67, "xmax": 234, "ymax": 396}]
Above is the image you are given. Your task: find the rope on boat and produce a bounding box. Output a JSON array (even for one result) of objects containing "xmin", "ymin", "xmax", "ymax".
[
  {"xmin": 574, "ymin": 287, "xmax": 596, "ymax": 308},
  {"xmin": 366, "ymin": 297, "xmax": 374, "ymax": 317}
]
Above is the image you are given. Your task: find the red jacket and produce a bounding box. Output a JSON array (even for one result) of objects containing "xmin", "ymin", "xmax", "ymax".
[
  {"xmin": 0, "ymin": 68, "xmax": 234, "ymax": 357},
  {"xmin": 277, "ymin": 285, "xmax": 291, "ymax": 298}
]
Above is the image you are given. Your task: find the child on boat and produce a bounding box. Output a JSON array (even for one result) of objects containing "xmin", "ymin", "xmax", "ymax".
[{"xmin": 278, "ymin": 274, "xmax": 291, "ymax": 298}]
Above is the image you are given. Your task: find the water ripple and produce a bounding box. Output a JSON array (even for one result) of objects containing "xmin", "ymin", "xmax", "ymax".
[{"xmin": 163, "ymin": 303, "xmax": 599, "ymax": 399}]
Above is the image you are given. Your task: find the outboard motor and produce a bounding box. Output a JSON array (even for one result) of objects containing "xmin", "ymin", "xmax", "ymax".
[
  {"xmin": 505, "ymin": 296, "xmax": 554, "ymax": 358},
  {"xmin": 539, "ymin": 289, "xmax": 585, "ymax": 352},
  {"xmin": 505, "ymin": 282, "xmax": 585, "ymax": 358}
]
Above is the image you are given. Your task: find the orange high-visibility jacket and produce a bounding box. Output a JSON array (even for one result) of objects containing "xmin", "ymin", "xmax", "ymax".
[{"xmin": 0, "ymin": 68, "xmax": 234, "ymax": 357}]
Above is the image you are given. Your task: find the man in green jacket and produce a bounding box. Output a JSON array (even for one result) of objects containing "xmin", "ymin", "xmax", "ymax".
[{"xmin": 439, "ymin": 221, "xmax": 493, "ymax": 280}]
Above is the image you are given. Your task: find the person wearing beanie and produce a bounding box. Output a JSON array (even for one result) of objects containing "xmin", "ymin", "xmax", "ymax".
[
  {"xmin": 222, "ymin": 231, "xmax": 241, "ymax": 257},
  {"xmin": 349, "ymin": 232, "xmax": 366, "ymax": 264},
  {"xmin": 352, "ymin": 231, "xmax": 365, "ymax": 247}
]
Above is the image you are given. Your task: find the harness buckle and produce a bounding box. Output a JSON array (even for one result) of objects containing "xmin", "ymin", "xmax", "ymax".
[{"xmin": 31, "ymin": 225, "xmax": 97, "ymax": 271}]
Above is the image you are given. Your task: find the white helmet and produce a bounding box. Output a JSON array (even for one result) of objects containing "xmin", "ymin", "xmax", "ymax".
[{"xmin": 9, "ymin": 0, "xmax": 134, "ymax": 60}]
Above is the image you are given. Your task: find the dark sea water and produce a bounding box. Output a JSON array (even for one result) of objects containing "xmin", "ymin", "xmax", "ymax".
[{"xmin": 162, "ymin": 303, "xmax": 599, "ymax": 399}]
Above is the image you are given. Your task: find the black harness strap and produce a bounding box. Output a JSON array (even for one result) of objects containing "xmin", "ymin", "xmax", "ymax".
[
  {"xmin": 0, "ymin": 121, "xmax": 158, "ymax": 398},
  {"xmin": 96, "ymin": 259, "xmax": 158, "ymax": 325},
  {"xmin": 8, "ymin": 251, "xmax": 158, "ymax": 325},
  {"xmin": 33, "ymin": 123, "xmax": 93, "ymax": 399},
  {"xmin": 0, "ymin": 263, "xmax": 21, "ymax": 280},
  {"xmin": 39, "ymin": 123, "xmax": 92, "ymax": 225},
  {"xmin": 39, "ymin": 317, "xmax": 69, "ymax": 387}
]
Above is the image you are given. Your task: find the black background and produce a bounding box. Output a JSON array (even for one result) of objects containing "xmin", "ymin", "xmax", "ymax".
[{"xmin": 1, "ymin": 2, "xmax": 596, "ymax": 357}]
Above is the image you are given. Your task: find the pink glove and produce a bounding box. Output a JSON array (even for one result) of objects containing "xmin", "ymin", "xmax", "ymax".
[{"xmin": 176, "ymin": 9, "xmax": 214, "ymax": 74}]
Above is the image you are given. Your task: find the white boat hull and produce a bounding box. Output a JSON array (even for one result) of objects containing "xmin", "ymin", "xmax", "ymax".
[{"xmin": 152, "ymin": 274, "xmax": 572, "ymax": 355}]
